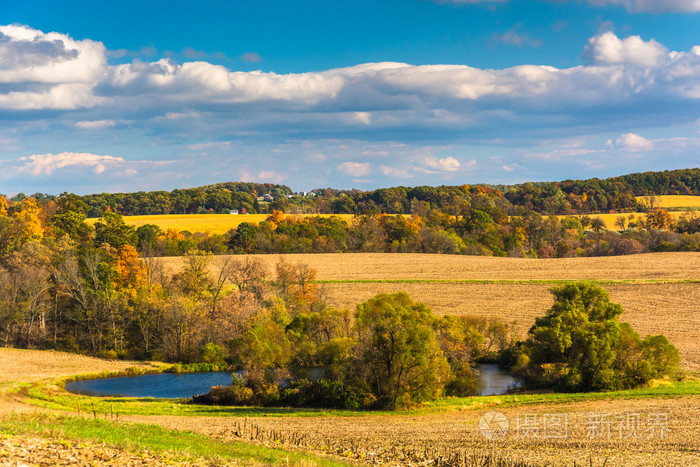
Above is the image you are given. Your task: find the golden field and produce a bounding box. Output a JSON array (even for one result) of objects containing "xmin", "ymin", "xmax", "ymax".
[
  {"xmin": 579, "ymin": 211, "xmax": 693, "ymax": 230},
  {"xmin": 161, "ymin": 252, "xmax": 700, "ymax": 371},
  {"xmin": 636, "ymin": 195, "xmax": 700, "ymax": 209},
  {"xmin": 87, "ymin": 213, "xmax": 355, "ymax": 234}
]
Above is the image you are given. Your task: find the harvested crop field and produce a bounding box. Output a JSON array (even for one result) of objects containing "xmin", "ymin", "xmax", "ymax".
[
  {"xmin": 161, "ymin": 252, "xmax": 700, "ymax": 370},
  {"xmin": 124, "ymin": 394, "xmax": 700, "ymax": 466},
  {"xmin": 0, "ymin": 349, "xmax": 160, "ymax": 384},
  {"xmin": 0, "ymin": 435, "xmax": 191, "ymax": 466},
  {"xmin": 159, "ymin": 251, "xmax": 700, "ymax": 281}
]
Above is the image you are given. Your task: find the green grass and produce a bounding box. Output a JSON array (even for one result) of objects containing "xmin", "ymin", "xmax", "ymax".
[
  {"xmin": 13, "ymin": 377, "xmax": 700, "ymax": 419},
  {"xmin": 423, "ymin": 379, "xmax": 700, "ymax": 412},
  {"xmin": 0, "ymin": 414, "xmax": 352, "ymax": 466}
]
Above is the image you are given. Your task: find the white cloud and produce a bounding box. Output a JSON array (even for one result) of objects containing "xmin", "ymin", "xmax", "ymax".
[
  {"xmin": 609, "ymin": 133, "xmax": 654, "ymax": 150},
  {"xmin": 380, "ymin": 165, "xmax": 413, "ymax": 179},
  {"xmin": 421, "ymin": 156, "xmax": 462, "ymax": 172},
  {"xmin": 240, "ymin": 169, "xmax": 287, "ymax": 184},
  {"xmin": 76, "ymin": 120, "xmax": 115, "ymax": 129},
  {"xmin": 2, "ymin": 24, "xmax": 700, "ymax": 191},
  {"xmin": 338, "ymin": 161, "xmax": 371, "ymax": 177},
  {"xmin": 16, "ymin": 152, "xmax": 124, "ymax": 176},
  {"xmin": 585, "ymin": 0, "xmax": 700, "ymax": 13},
  {"xmin": 2, "ymin": 25, "xmax": 697, "ymax": 124},
  {"xmin": 583, "ymin": 32, "xmax": 669, "ymax": 67},
  {"xmin": 0, "ymin": 24, "xmax": 106, "ymax": 84},
  {"xmin": 352, "ymin": 112, "xmax": 372, "ymax": 125},
  {"xmin": 0, "ymin": 83, "xmax": 107, "ymax": 110},
  {"xmin": 0, "ymin": 24, "xmax": 107, "ymax": 109}
]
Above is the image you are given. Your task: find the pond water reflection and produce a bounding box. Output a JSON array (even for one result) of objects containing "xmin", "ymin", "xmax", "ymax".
[{"xmin": 66, "ymin": 364, "xmax": 520, "ymax": 399}]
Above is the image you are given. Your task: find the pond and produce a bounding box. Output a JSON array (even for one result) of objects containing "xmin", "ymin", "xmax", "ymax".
[
  {"xmin": 66, "ymin": 364, "xmax": 520, "ymax": 399},
  {"xmin": 65, "ymin": 372, "xmax": 234, "ymax": 399},
  {"xmin": 475, "ymin": 363, "xmax": 521, "ymax": 396}
]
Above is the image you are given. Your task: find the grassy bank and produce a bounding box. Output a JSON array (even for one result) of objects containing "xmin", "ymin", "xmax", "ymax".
[{"xmin": 12, "ymin": 376, "xmax": 700, "ymax": 419}]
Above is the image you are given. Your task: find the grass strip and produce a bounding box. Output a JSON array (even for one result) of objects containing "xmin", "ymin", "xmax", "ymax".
[
  {"xmin": 14, "ymin": 378, "xmax": 700, "ymax": 419},
  {"xmin": 0, "ymin": 413, "xmax": 352, "ymax": 466}
]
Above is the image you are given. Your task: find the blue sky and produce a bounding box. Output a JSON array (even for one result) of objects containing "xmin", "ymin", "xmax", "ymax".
[{"xmin": 0, "ymin": 0, "xmax": 699, "ymax": 194}]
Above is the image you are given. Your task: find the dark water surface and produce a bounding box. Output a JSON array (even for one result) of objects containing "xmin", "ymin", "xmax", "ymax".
[
  {"xmin": 65, "ymin": 372, "xmax": 233, "ymax": 398},
  {"xmin": 66, "ymin": 364, "xmax": 520, "ymax": 399}
]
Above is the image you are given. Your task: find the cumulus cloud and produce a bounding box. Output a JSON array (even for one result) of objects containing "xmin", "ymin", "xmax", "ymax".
[
  {"xmin": 0, "ymin": 24, "xmax": 106, "ymax": 84},
  {"xmin": 338, "ymin": 161, "xmax": 371, "ymax": 177},
  {"xmin": 583, "ymin": 31, "xmax": 669, "ymax": 67},
  {"xmin": 0, "ymin": 24, "xmax": 107, "ymax": 110},
  {"xmin": 76, "ymin": 120, "xmax": 115, "ymax": 129},
  {"xmin": 16, "ymin": 152, "xmax": 124, "ymax": 176},
  {"xmin": 421, "ymin": 156, "xmax": 462, "ymax": 172},
  {"xmin": 609, "ymin": 133, "xmax": 654, "ymax": 150},
  {"xmin": 2, "ymin": 24, "xmax": 698, "ymax": 123}
]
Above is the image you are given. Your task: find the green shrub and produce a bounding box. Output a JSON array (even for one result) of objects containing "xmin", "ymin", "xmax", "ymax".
[
  {"xmin": 513, "ymin": 282, "xmax": 679, "ymax": 392},
  {"xmin": 278, "ymin": 379, "xmax": 363, "ymax": 410},
  {"xmin": 200, "ymin": 342, "xmax": 226, "ymax": 364}
]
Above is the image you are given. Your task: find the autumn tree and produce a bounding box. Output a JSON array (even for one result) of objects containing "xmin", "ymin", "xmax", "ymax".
[
  {"xmin": 355, "ymin": 292, "xmax": 449, "ymax": 408},
  {"xmin": 94, "ymin": 211, "xmax": 137, "ymax": 249}
]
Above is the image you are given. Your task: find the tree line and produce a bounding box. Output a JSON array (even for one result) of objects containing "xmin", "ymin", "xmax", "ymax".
[
  {"xmin": 5, "ymin": 168, "xmax": 699, "ymax": 218},
  {"xmin": 194, "ymin": 283, "xmax": 678, "ymax": 409}
]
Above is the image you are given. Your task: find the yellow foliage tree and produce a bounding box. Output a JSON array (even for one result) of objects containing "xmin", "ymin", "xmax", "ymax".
[
  {"xmin": 13, "ymin": 198, "xmax": 43, "ymax": 238},
  {"xmin": 0, "ymin": 195, "xmax": 7, "ymax": 217},
  {"xmin": 115, "ymin": 245, "xmax": 147, "ymax": 289}
]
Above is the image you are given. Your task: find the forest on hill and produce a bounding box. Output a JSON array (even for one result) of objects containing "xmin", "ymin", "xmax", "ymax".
[{"xmin": 6, "ymin": 168, "xmax": 700, "ymax": 217}]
